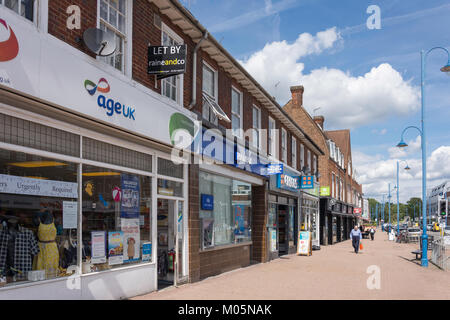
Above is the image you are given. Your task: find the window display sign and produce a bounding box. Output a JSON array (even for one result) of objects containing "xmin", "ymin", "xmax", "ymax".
[
  {"xmin": 148, "ymin": 45, "xmax": 187, "ymax": 75},
  {"xmin": 0, "ymin": 174, "xmax": 78, "ymax": 198},
  {"xmin": 120, "ymin": 174, "xmax": 140, "ymax": 219},
  {"xmin": 91, "ymin": 231, "xmax": 107, "ymax": 264},
  {"xmin": 142, "ymin": 242, "xmax": 152, "ymax": 262},
  {"xmin": 202, "ymin": 218, "xmax": 214, "ymax": 249},
  {"xmin": 108, "ymin": 231, "xmax": 124, "ymax": 265},
  {"xmin": 62, "ymin": 201, "xmax": 78, "ymax": 229},
  {"xmin": 121, "ymin": 218, "xmax": 140, "ymax": 263},
  {"xmin": 270, "ymin": 229, "xmax": 277, "ymax": 252},
  {"xmin": 201, "ymin": 194, "xmax": 214, "ymax": 210},
  {"xmin": 233, "ymin": 205, "xmax": 245, "ymax": 236},
  {"xmin": 297, "ymin": 231, "xmax": 312, "ymax": 256}
]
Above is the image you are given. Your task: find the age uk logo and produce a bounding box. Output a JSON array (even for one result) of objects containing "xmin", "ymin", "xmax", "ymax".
[
  {"xmin": 0, "ymin": 18, "xmax": 19, "ymax": 62},
  {"xmin": 84, "ymin": 78, "xmax": 136, "ymax": 121}
]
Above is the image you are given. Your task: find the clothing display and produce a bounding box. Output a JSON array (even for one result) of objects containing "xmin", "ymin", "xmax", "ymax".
[
  {"xmin": 34, "ymin": 222, "xmax": 59, "ymax": 279},
  {"xmin": 0, "ymin": 225, "xmax": 40, "ymax": 279}
]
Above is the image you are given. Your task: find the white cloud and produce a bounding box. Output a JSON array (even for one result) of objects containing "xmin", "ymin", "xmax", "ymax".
[
  {"xmin": 356, "ymin": 145, "xmax": 450, "ymax": 203},
  {"xmin": 239, "ymin": 28, "xmax": 420, "ymax": 129},
  {"xmin": 371, "ymin": 128, "xmax": 387, "ymax": 135}
]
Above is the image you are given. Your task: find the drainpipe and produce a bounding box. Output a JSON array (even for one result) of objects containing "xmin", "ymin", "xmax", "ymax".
[{"xmin": 188, "ymin": 31, "xmax": 208, "ymax": 110}]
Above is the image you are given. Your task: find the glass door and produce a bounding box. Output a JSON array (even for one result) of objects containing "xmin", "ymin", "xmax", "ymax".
[{"xmin": 175, "ymin": 200, "xmax": 188, "ymax": 285}]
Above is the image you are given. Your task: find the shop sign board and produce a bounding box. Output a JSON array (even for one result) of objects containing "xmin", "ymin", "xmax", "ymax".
[
  {"xmin": 276, "ymin": 173, "xmax": 300, "ymax": 192},
  {"xmin": 354, "ymin": 208, "xmax": 362, "ymax": 214},
  {"xmin": 320, "ymin": 186, "xmax": 330, "ymax": 196},
  {"xmin": 201, "ymin": 194, "xmax": 214, "ymax": 210},
  {"xmin": 148, "ymin": 45, "xmax": 187, "ymax": 75},
  {"xmin": 262, "ymin": 164, "xmax": 283, "ymax": 176},
  {"xmin": 300, "ymin": 176, "xmax": 314, "ymax": 189},
  {"xmin": 297, "ymin": 231, "xmax": 312, "ymax": 256},
  {"xmin": 0, "ymin": 174, "xmax": 78, "ymax": 198}
]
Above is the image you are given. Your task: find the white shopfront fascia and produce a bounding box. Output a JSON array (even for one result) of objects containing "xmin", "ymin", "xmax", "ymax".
[
  {"xmin": 0, "ymin": 9, "xmax": 197, "ymax": 147},
  {"xmin": 0, "ymin": 10, "xmax": 191, "ymax": 299}
]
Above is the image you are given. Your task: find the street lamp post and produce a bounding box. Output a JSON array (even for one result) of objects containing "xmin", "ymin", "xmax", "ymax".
[
  {"xmin": 396, "ymin": 160, "xmax": 411, "ymax": 235},
  {"xmin": 397, "ymin": 46, "xmax": 450, "ymax": 267}
]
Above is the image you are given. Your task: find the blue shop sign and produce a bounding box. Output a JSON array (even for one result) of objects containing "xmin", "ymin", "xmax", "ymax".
[
  {"xmin": 276, "ymin": 172, "xmax": 300, "ymax": 192},
  {"xmin": 300, "ymin": 175, "xmax": 314, "ymax": 189},
  {"xmin": 201, "ymin": 194, "xmax": 214, "ymax": 210}
]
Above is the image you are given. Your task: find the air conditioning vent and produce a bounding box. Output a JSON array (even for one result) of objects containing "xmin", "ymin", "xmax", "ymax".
[{"xmin": 154, "ymin": 13, "xmax": 162, "ymax": 29}]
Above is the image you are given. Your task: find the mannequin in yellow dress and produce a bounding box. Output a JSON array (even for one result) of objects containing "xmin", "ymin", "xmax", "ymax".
[{"xmin": 33, "ymin": 211, "xmax": 59, "ymax": 279}]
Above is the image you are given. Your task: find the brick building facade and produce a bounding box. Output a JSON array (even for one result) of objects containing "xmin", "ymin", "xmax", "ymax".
[{"xmin": 0, "ymin": 0, "xmax": 324, "ymax": 299}]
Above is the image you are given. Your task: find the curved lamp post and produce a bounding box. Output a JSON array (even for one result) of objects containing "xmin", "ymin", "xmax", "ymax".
[
  {"xmin": 396, "ymin": 160, "xmax": 411, "ymax": 235},
  {"xmin": 397, "ymin": 46, "xmax": 450, "ymax": 267}
]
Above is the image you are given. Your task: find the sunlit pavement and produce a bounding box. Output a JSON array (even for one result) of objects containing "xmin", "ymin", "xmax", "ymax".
[{"xmin": 132, "ymin": 229, "xmax": 450, "ymax": 300}]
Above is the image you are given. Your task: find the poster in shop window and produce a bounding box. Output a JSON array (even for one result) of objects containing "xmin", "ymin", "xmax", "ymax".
[
  {"xmin": 233, "ymin": 205, "xmax": 246, "ymax": 237},
  {"xmin": 121, "ymin": 218, "xmax": 141, "ymax": 263},
  {"xmin": 120, "ymin": 174, "xmax": 140, "ymax": 219},
  {"xmin": 108, "ymin": 231, "xmax": 124, "ymax": 265},
  {"xmin": 297, "ymin": 231, "xmax": 312, "ymax": 256}
]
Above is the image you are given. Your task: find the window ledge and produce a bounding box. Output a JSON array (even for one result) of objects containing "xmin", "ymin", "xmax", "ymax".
[{"xmin": 200, "ymin": 241, "xmax": 253, "ymax": 253}]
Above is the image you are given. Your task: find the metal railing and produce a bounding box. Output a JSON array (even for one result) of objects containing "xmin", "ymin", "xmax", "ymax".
[{"xmin": 431, "ymin": 237, "xmax": 450, "ymax": 271}]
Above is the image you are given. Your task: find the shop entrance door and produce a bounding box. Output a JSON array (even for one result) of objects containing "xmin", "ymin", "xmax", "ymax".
[
  {"xmin": 278, "ymin": 205, "xmax": 288, "ymax": 256},
  {"xmin": 157, "ymin": 198, "xmax": 187, "ymax": 290}
]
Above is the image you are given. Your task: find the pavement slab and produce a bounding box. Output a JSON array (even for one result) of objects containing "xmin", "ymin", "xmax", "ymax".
[{"xmin": 133, "ymin": 229, "xmax": 450, "ymax": 300}]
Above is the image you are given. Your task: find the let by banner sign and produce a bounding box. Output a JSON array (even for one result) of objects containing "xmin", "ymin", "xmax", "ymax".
[{"xmin": 148, "ymin": 45, "xmax": 187, "ymax": 75}]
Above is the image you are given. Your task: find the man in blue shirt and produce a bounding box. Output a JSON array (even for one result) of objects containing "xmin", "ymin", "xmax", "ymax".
[{"xmin": 350, "ymin": 225, "xmax": 362, "ymax": 254}]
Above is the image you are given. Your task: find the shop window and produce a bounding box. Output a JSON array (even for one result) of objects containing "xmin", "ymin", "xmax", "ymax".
[
  {"xmin": 99, "ymin": 0, "xmax": 127, "ymax": 72},
  {"xmin": 199, "ymin": 172, "xmax": 252, "ymax": 248},
  {"xmin": 81, "ymin": 165, "xmax": 152, "ymax": 274},
  {"xmin": 157, "ymin": 179, "xmax": 183, "ymax": 198},
  {"xmin": 0, "ymin": 113, "xmax": 80, "ymax": 157},
  {"xmin": 157, "ymin": 157, "xmax": 183, "ymax": 179},
  {"xmin": 0, "ymin": 150, "xmax": 78, "ymax": 286},
  {"xmin": 82, "ymin": 137, "xmax": 152, "ymax": 173},
  {"xmin": 1, "ymin": 0, "xmax": 35, "ymax": 22}
]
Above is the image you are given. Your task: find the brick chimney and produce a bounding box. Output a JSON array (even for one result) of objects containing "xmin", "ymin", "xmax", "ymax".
[
  {"xmin": 290, "ymin": 85, "xmax": 304, "ymax": 107},
  {"xmin": 313, "ymin": 115, "xmax": 324, "ymax": 130}
]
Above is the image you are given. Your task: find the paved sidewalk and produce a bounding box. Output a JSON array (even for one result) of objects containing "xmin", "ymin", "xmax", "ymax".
[{"xmin": 133, "ymin": 230, "xmax": 450, "ymax": 300}]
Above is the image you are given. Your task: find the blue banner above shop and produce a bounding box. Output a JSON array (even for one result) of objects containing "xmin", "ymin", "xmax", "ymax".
[{"xmin": 276, "ymin": 172, "xmax": 300, "ymax": 192}]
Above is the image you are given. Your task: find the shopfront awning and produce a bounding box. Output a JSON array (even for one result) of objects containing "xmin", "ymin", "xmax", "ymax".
[{"xmin": 331, "ymin": 211, "xmax": 356, "ymax": 218}]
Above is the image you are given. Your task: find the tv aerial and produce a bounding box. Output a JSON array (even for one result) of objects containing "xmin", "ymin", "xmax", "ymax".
[{"xmin": 83, "ymin": 28, "xmax": 116, "ymax": 56}]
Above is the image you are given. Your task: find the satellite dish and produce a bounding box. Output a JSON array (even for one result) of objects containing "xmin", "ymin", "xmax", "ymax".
[{"xmin": 83, "ymin": 28, "xmax": 116, "ymax": 56}]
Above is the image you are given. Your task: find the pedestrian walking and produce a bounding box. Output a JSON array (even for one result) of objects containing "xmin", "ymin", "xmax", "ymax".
[
  {"xmin": 370, "ymin": 227, "xmax": 375, "ymax": 241},
  {"xmin": 350, "ymin": 225, "xmax": 362, "ymax": 254}
]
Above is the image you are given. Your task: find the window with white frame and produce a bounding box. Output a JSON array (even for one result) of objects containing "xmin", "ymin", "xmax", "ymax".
[
  {"xmin": 161, "ymin": 25, "xmax": 183, "ymax": 105},
  {"xmin": 99, "ymin": 0, "xmax": 127, "ymax": 72},
  {"xmin": 313, "ymin": 154, "xmax": 317, "ymax": 175},
  {"xmin": 331, "ymin": 173, "xmax": 335, "ymax": 198},
  {"xmin": 252, "ymin": 106, "xmax": 261, "ymax": 149},
  {"xmin": 281, "ymin": 128, "xmax": 287, "ymax": 163},
  {"xmin": 291, "ymin": 137, "xmax": 297, "ymax": 170},
  {"xmin": 1, "ymin": 0, "xmax": 35, "ymax": 21},
  {"xmin": 307, "ymin": 149, "xmax": 311, "ymax": 172},
  {"xmin": 300, "ymin": 144, "xmax": 305, "ymax": 170},
  {"xmin": 202, "ymin": 63, "xmax": 218, "ymax": 125},
  {"xmin": 268, "ymin": 117, "xmax": 276, "ymax": 157},
  {"xmin": 231, "ymin": 87, "xmax": 242, "ymax": 137}
]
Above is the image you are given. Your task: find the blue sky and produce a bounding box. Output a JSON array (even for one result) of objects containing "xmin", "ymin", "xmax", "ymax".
[{"xmin": 181, "ymin": 0, "xmax": 450, "ymax": 202}]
